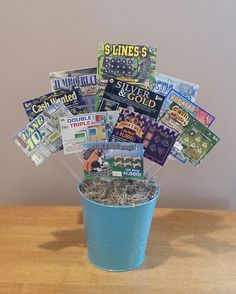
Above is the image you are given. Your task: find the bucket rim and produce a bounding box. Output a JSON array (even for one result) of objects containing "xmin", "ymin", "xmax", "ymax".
[{"xmin": 78, "ymin": 182, "xmax": 160, "ymax": 209}]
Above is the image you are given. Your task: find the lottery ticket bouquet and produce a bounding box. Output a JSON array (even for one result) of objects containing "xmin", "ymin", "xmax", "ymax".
[{"xmin": 13, "ymin": 43, "xmax": 220, "ymax": 271}]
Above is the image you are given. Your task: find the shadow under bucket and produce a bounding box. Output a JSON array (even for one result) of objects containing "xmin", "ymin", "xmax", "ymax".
[{"xmin": 78, "ymin": 183, "xmax": 160, "ymax": 272}]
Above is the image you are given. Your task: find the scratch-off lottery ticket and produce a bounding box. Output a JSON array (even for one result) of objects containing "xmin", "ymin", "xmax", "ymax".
[
  {"xmin": 49, "ymin": 68, "xmax": 97, "ymax": 112},
  {"xmin": 60, "ymin": 111, "xmax": 119, "ymax": 154},
  {"xmin": 154, "ymin": 73, "xmax": 199, "ymax": 101},
  {"xmin": 96, "ymin": 43, "xmax": 158, "ymax": 110},
  {"xmin": 99, "ymin": 77, "xmax": 164, "ymax": 119},
  {"xmin": 176, "ymin": 119, "xmax": 220, "ymax": 166},
  {"xmin": 14, "ymin": 100, "xmax": 72, "ymax": 166},
  {"xmin": 160, "ymin": 89, "xmax": 215, "ymax": 127},
  {"xmin": 23, "ymin": 89, "xmax": 87, "ymax": 121},
  {"xmin": 142, "ymin": 122, "xmax": 179, "ymax": 166},
  {"xmin": 110, "ymin": 110, "xmax": 154, "ymax": 143},
  {"xmin": 83, "ymin": 141, "xmax": 144, "ymax": 180}
]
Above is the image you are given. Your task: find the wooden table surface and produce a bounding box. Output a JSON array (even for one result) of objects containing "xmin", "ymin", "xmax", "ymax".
[{"xmin": 0, "ymin": 207, "xmax": 236, "ymax": 294}]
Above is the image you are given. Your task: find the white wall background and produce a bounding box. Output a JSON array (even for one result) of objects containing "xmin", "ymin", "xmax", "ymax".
[{"xmin": 0, "ymin": 0, "xmax": 235, "ymax": 209}]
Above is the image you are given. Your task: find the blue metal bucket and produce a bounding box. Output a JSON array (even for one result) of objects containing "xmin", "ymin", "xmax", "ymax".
[{"xmin": 78, "ymin": 183, "xmax": 160, "ymax": 271}]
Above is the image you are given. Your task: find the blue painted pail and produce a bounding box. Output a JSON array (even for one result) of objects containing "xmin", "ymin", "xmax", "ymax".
[{"xmin": 78, "ymin": 184, "xmax": 160, "ymax": 272}]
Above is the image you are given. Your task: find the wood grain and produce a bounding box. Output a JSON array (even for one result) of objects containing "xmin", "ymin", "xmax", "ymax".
[{"xmin": 0, "ymin": 206, "xmax": 236, "ymax": 293}]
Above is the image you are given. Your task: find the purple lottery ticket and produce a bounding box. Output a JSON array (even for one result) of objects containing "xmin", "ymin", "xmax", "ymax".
[
  {"xmin": 142, "ymin": 122, "xmax": 179, "ymax": 166},
  {"xmin": 110, "ymin": 110, "xmax": 178, "ymax": 166},
  {"xmin": 110, "ymin": 110, "xmax": 153, "ymax": 143}
]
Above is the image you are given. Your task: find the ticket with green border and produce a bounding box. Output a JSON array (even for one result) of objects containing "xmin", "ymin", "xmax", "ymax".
[{"xmin": 83, "ymin": 141, "xmax": 144, "ymax": 180}]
